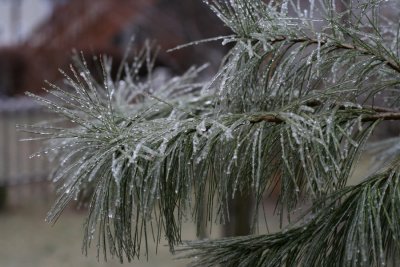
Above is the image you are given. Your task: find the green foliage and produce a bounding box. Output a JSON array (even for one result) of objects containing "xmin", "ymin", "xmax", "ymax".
[
  {"xmin": 22, "ymin": 0, "xmax": 400, "ymax": 266},
  {"xmin": 182, "ymin": 162, "xmax": 400, "ymax": 267}
]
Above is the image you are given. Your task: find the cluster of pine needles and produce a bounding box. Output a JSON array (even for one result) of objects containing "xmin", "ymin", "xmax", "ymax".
[{"xmin": 20, "ymin": 0, "xmax": 400, "ymax": 266}]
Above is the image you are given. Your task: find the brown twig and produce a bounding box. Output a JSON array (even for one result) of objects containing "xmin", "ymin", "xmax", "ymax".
[
  {"xmin": 361, "ymin": 113, "xmax": 400, "ymax": 122},
  {"xmin": 305, "ymin": 99, "xmax": 400, "ymax": 113},
  {"xmin": 268, "ymin": 36, "xmax": 400, "ymax": 73},
  {"xmin": 249, "ymin": 111, "xmax": 400, "ymax": 124}
]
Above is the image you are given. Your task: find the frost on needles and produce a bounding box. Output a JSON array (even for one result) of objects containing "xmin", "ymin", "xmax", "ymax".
[{"xmin": 21, "ymin": 0, "xmax": 400, "ymax": 266}]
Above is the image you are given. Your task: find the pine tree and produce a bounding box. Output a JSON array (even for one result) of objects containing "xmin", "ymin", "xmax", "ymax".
[{"xmin": 22, "ymin": 0, "xmax": 400, "ymax": 266}]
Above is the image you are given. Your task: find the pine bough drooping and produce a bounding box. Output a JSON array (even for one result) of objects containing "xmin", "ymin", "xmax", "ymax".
[{"xmin": 23, "ymin": 0, "xmax": 400, "ymax": 266}]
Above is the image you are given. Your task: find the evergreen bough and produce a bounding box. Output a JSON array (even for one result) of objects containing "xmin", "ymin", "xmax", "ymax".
[{"xmin": 22, "ymin": 0, "xmax": 400, "ymax": 266}]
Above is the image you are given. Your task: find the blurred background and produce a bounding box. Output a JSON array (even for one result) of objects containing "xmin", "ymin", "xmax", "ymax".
[
  {"xmin": 0, "ymin": 0, "xmax": 230, "ymax": 266},
  {"xmin": 0, "ymin": 1, "xmax": 398, "ymax": 267}
]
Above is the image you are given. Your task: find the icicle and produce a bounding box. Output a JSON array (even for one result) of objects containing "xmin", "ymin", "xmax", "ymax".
[
  {"xmin": 247, "ymin": 39, "xmax": 254, "ymax": 58},
  {"xmin": 112, "ymin": 152, "xmax": 123, "ymax": 185},
  {"xmin": 342, "ymin": 102, "xmax": 362, "ymax": 109},
  {"xmin": 108, "ymin": 208, "xmax": 114, "ymax": 219},
  {"xmin": 316, "ymin": 33, "xmax": 321, "ymax": 76},
  {"xmin": 306, "ymin": 51, "xmax": 314, "ymax": 65},
  {"xmin": 325, "ymin": 115, "xmax": 334, "ymax": 143},
  {"xmin": 227, "ymin": 143, "xmax": 239, "ymax": 176},
  {"xmin": 255, "ymin": 129, "xmax": 263, "ymax": 191},
  {"xmin": 88, "ymin": 158, "xmax": 106, "ymax": 182},
  {"xmin": 331, "ymin": 59, "xmax": 339, "ymax": 83},
  {"xmin": 192, "ymin": 134, "xmax": 200, "ymax": 153},
  {"xmin": 196, "ymin": 120, "xmax": 207, "ymax": 135},
  {"xmin": 224, "ymin": 127, "xmax": 234, "ymax": 140},
  {"xmin": 159, "ymin": 138, "xmax": 168, "ymax": 156},
  {"xmin": 130, "ymin": 141, "xmax": 144, "ymax": 164},
  {"xmin": 290, "ymin": 125, "xmax": 302, "ymax": 145},
  {"xmin": 299, "ymin": 105, "xmax": 315, "ymax": 113},
  {"xmin": 357, "ymin": 116, "xmax": 363, "ymax": 132}
]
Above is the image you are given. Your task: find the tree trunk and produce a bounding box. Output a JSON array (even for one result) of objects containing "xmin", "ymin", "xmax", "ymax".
[
  {"xmin": 0, "ymin": 186, "xmax": 7, "ymax": 211},
  {"xmin": 223, "ymin": 194, "xmax": 254, "ymax": 237}
]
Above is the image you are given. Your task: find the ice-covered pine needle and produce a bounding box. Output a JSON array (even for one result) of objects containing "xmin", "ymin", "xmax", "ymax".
[{"xmin": 23, "ymin": 0, "xmax": 400, "ymax": 266}]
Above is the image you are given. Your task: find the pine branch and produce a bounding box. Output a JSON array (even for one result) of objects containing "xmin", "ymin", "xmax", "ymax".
[
  {"xmin": 24, "ymin": 0, "xmax": 400, "ymax": 265},
  {"xmin": 269, "ymin": 36, "xmax": 400, "ymax": 73},
  {"xmin": 305, "ymin": 100, "xmax": 400, "ymax": 113},
  {"xmin": 250, "ymin": 110, "xmax": 400, "ymax": 123},
  {"xmin": 182, "ymin": 162, "xmax": 400, "ymax": 267},
  {"xmin": 25, "ymin": 48, "xmax": 379, "ymax": 260},
  {"xmin": 362, "ymin": 112, "xmax": 400, "ymax": 122},
  {"xmin": 205, "ymin": 0, "xmax": 400, "ymax": 114}
]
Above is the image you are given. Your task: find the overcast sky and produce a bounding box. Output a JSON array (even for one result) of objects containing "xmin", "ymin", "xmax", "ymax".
[{"xmin": 0, "ymin": 0, "xmax": 51, "ymax": 45}]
